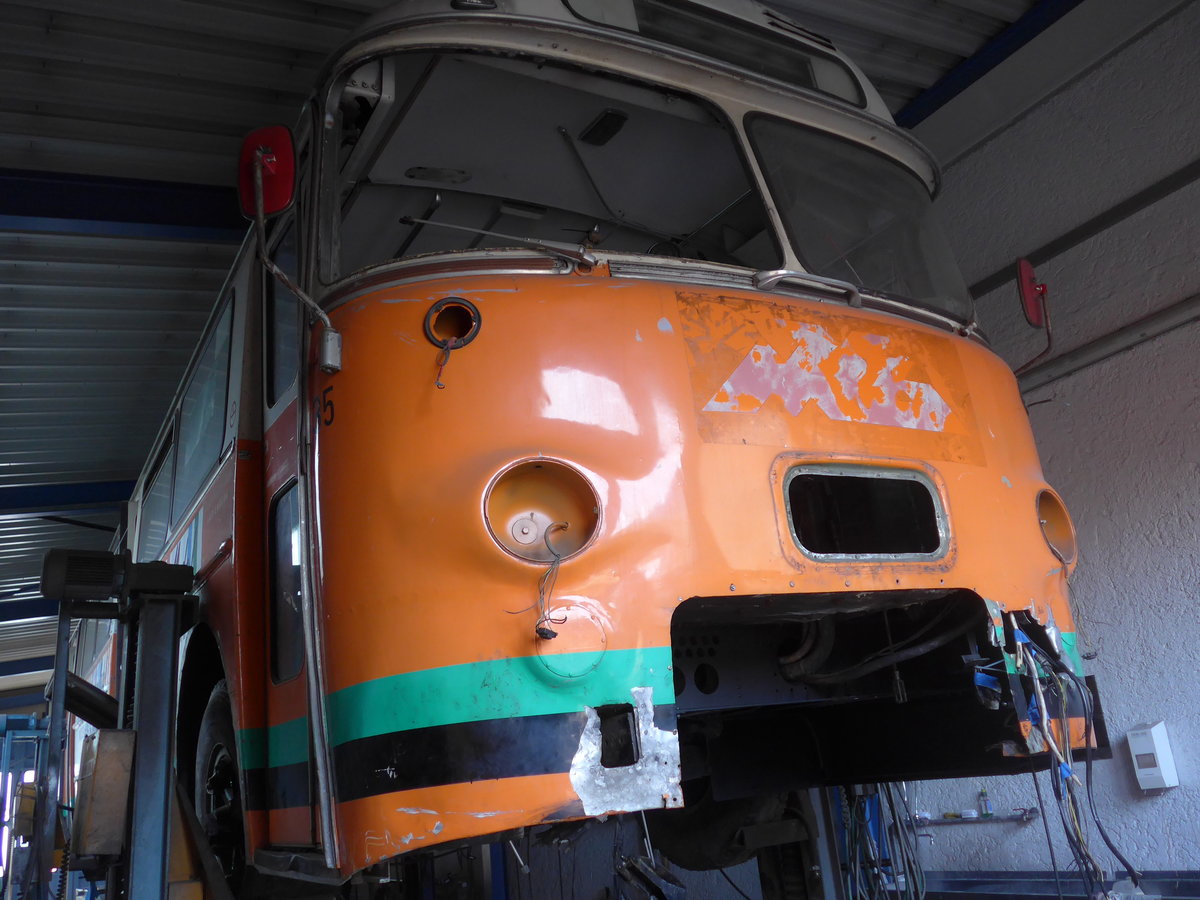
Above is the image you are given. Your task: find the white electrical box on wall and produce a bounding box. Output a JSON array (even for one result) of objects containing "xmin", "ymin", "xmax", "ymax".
[{"xmin": 1126, "ymin": 721, "xmax": 1179, "ymax": 790}]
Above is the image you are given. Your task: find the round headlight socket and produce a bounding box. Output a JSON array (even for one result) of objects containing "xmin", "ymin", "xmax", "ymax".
[
  {"xmin": 424, "ymin": 297, "xmax": 481, "ymax": 349},
  {"xmin": 1037, "ymin": 489, "xmax": 1077, "ymax": 566},
  {"xmin": 484, "ymin": 459, "xmax": 600, "ymax": 562}
]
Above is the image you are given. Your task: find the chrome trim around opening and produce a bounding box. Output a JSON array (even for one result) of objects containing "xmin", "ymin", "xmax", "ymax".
[
  {"xmin": 320, "ymin": 249, "xmax": 981, "ymax": 340},
  {"xmin": 321, "ymin": 251, "xmax": 571, "ymax": 313},
  {"xmin": 782, "ymin": 463, "xmax": 950, "ymax": 564}
]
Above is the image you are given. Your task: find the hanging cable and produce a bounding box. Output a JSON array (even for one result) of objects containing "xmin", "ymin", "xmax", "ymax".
[
  {"xmin": 504, "ymin": 522, "xmax": 570, "ymax": 640},
  {"xmin": 1031, "ymin": 763, "xmax": 1066, "ymax": 900},
  {"xmin": 1027, "ymin": 641, "xmax": 1142, "ymax": 889}
]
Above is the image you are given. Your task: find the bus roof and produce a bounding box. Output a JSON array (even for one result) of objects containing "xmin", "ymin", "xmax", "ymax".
[{"xmin": 339, "ymin": 0, "xmax": 892, "ymax": 120}]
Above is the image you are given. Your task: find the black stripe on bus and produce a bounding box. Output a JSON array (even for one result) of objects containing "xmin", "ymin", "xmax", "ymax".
[
  {"xmin": 244, "ymin": 760, "xmax": 311, "ymax": 812},
  {"xmin": 332, "ymin": 710, "xmax": 590, "ymax": 803},
  {"xmin": 245, "ymin": 705, "xmax": 678, "ymax": 809}
]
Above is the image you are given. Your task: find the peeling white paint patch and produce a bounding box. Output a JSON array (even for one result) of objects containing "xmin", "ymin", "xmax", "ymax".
[
  {"xmin": 1001, "ymin": 476, "xmax": 1013, "ymax": 488},
  {"xmin": 635, "ymin": 329, "xmax": 643, "ymax": 342},
  {"xmin": 396, "ymin": 807, "xmax": 439, "ymax": 815},
  {"xmin": 568, "ymin": 686, "xmax": 682, "ymax": 816},
  {"xmin": 657, "ymin": 317, "xmax": 674, "ymax": 333},
  {"xmin": 433, "ymin": 821, "xmax": 444, "ymax": 835},
  {"xmin": 704, "ymin": 324, "xmax": 951, "ymax": 431}
]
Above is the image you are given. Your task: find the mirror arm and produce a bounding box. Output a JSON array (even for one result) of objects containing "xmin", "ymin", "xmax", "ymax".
[
  {"xmin": 253, "ymin": 148, "xmax": 342, "ymax": 374},
  {"xmin": 1014, "ymin": 285, "xmax": 1053, "ymax": 376}
]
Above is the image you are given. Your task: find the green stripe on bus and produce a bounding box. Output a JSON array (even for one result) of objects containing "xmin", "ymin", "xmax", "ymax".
[
  {"xmin": 325, "ymin": 646, "xmax": 674, "ymax": 748},
  {"xmin": 239, "ymin": 716, "xmax": 310, "ymax": 770},
  {"xmin": 237, "ymin": 646, "xmax": 674, "ymax": 770},
  {"xmin": 266, "ymin": 715, "xmax": 311, "ymax": 768},
  {"xmin": 1061, "ymin": 631, "xmax": 1084, "ymax": 674},
  {"xmin": 239, "ymin": 728, "xmax": 266, "ymax": 770}
]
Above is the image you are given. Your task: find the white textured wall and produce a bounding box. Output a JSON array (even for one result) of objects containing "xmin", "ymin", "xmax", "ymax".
[{"xmin": 909, "ymin": 0, "xmax": 1200, "ymax": 873}]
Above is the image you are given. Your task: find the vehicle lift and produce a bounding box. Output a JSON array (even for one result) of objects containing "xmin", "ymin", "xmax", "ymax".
[{"xmin": 18, "ymin": 548, "xmax": 233, "ymax": 900}]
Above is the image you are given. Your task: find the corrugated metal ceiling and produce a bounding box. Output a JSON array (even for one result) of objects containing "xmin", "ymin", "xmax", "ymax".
[{"xmin": 0, "ymin": 0, "xmax": 1055, "ymax": 702}]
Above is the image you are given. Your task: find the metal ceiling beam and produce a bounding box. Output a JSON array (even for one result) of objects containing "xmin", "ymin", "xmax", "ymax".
[
  {"xmin": 1, "ymin": 285, "xmax": 219, "ymax": 314},
  {"xmin": 770, "ymin": 1, "xmax": 995, "ymax": 58},
  {"xmin": 0, "ymin": 169, "xmax": 243, "ymax": 231},
  {"xmin": 4, "ymin": 0, "xmax": 354, "ymax": 55},
  {"xmin": 941, "ymin": 0, "xmax": 1031, "ymax": 19},
  {"xmin": 0, "ymin": 111, "xmax": 240, "ymax": 186},
  {"xmin": 0, "ymin": 657, "xmax": 55, "ymax": 677},
  {"xmin": 0, "ymin": 602, "xmax": 57, "ymax": 623},
  {"xmin": 0, "ymin": 692, "xmax": 48, "ymax": 712},
  {"xmin": 0, "ymin": 9, "xmax": 323, "ymax": 94},
  {"xmin": 0, "ymin": 481, "xmax": 135, "ymax": 514},
  {"xmin": 896, "ymin": 0, "xmax": 1089, "ymax": 127}
]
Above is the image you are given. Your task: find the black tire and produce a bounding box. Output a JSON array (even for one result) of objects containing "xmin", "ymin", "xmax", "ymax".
[{"xmin": 195, "ymin": 680, "xmax": 248, "ymax": 893}]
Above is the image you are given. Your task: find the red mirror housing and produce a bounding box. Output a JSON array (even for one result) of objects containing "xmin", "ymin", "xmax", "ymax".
[
  {"xmin": 238, "ymin": 126, "xmax": 296, "ymax": 219},
  {"xmin": 1016, "ymin": 258, "xmax": 1047, "ymax": 328}
]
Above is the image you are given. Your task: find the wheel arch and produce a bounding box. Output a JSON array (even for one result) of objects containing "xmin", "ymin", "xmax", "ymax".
[{"xmin": 176, "ymin": 623, "xmax": 226, "ymax": 795}]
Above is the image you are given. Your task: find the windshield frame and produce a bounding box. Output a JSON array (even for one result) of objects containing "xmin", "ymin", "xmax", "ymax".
[
  {"xmin": 312, "ymin": 18, "xmax": 974, "ymax": 330},
  {"xmin": 743, "ymin": 112, "xmax": 973, "ymax": 324},
  {"xmin": 316, "ymin": 45, "xmax": 783, "ymax": 286}
]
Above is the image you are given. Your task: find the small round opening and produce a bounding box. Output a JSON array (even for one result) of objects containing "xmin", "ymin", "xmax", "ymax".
[
  {"xmin": 484, "ymin": 459, "xmax": 600, "ymax": 562},
  {"xmin": 673, "ymin": 667, "xmax": 686, "ymax": 696},
  {"xmin": 694, "ymin": 663, "xmax": 719, "ymax": 695},
  {"xmin": 424, "ymin": 297, "xmax": 481, "ymax": 348},
  {"xmin": 1037, "ymin": 490, "xmax": 1077, "ymax": 565}
]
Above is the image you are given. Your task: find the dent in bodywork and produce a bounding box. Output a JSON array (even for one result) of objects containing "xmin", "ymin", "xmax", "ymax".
[
  {"xmin": 569, "ymin": 686, "xmax": 682, "ymax": 816},
  {"xmin": 703, "ymin": 324, "xmax": 951, "ymax": 431}
]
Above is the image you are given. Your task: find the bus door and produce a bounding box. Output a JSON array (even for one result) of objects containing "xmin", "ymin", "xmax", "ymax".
[{"xmin": 260, "ymin": 216, "xmax": 319, "ymax": 847}]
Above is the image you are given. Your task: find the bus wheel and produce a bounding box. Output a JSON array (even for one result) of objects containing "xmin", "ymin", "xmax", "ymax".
[{"xmin": 196, "ymin": 680, "xmax": 247, "ymax": 890}]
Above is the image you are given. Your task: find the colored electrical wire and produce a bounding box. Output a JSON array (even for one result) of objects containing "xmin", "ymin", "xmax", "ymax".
[
  {"xmin": 1030, "ymin": 763, "xmax": 1065, "ymax": 900},
  {"xmin": 1028, "ymin": 641, "xmax": 1142, "ymax": 889}
]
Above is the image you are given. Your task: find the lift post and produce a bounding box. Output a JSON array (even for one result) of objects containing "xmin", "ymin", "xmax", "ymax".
[{"xmin": 23, "ymin": 549, "xmax": 200, "ymax": 899}]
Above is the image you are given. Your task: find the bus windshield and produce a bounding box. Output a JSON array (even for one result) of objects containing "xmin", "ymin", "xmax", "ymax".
[
  {"xmin": 327, "ymin": 51, "xmax": 780, "ymax": 280},
  {"xmin": 325, "ymin": 50, "xmax": 971, "ymax": 323},
  {"xmin": 747, "ymin": 115, "xmax": 972, "ymax": 321}
]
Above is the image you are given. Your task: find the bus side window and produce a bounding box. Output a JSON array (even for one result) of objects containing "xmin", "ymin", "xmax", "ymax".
[
  {"xmin": 266, "ymin": 223, "xmax": 302, "ymax": 409},
  {"xmin": 270, "ymin": 483, "xmax": 305, "ymax": 682},
  {"xmin": 137, "ymin": 444, "xmax": 175, "ymax": 562},
  {"xmin": 173, "ymin": 301, "xmax": 234, "ymax": 520}
]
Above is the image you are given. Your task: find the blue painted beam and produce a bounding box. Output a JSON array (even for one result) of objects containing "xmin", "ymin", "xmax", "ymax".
[
  {"xmin": 0, "ymin": 692, "xmax": 48, "ymax": 712},
  {"xmin": 0, "ymin": 480, "xmax": 135, "ymax": 513},
  {"xmin": 0, "ymin": 168, "xmax": 245, "ymax": 231},
  {"xmin": 0, "ymin": 657, "xmax": 55, "ymax": 678},
  {"xmin": 0, "ymin": 600, "xmax": 58, "ymax": 622},
  {"xmin": 0, "ymin": 214, "xmax": 244, "ymax": 243},
  {"xmin": 895, "ymin": 0, "xmax": 1089, "ymax": 129}
]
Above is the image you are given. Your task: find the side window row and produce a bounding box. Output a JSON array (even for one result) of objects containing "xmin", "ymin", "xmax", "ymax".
[{"xmin": 136, "ymin": 299, "xmax": 234, "ymax": 563}]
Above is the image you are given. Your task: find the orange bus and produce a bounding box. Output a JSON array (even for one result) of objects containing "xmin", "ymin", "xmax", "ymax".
[{"xmin": 119, "ymin": 0, "xmax": 1097, "ymax": 891}]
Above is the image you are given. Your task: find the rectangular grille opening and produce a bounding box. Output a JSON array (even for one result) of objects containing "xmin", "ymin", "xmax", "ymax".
[
  {"xmin": 596, "ymin": 704, "xmax": 640, "ymax": 768},
  {"xmin": 787, "ymin": 469, "xmax": 940, "ymax": 556}
]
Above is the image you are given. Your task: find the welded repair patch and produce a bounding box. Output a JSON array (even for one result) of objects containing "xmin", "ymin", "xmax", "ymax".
[{"xmin": 569, "ymin": 687, "xmax": 682, "ymax": 816}]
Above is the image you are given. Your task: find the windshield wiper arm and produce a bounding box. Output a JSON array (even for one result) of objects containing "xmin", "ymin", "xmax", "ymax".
[
  {"xmin": 397, "ymin": 216, "xmax": 597, "ymax": 268},
  {"xmin": 753, "ymin": 269, "xmax": 862, "ymax": 307}
]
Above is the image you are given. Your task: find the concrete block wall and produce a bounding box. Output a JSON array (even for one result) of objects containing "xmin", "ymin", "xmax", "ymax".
[{"xmin": 908, "ymin": 0, "xmax": 1200, "ymax": 872}]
